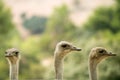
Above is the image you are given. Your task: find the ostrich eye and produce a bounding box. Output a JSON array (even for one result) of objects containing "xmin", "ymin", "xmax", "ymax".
[
  {"xmin": 61, "ymin": 44, "xmax": 67, "ymax": 48},
  {"xmin": 15, "ymin": 51, "xmax": 19, "ymax": 55},
  {"xmin": 5, "ymin": 51, "xmax": 7, "ymax": 54},
  {"xmin": 99, "ymin": 50, "xmax": 104, "ymax": 53}
]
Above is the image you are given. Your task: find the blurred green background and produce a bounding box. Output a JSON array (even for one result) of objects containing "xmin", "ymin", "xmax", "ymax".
[{"xmin": 0, "ymin": 0, "xmax": 120, "ymax": 80}]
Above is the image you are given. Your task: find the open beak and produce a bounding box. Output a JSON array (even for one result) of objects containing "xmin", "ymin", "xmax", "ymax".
[{"xmin": 71, "ymin": 47, "xmax": 82, "ymax": 51}]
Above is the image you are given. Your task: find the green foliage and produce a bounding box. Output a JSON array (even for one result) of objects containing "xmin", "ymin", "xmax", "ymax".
[
  {"xmin": 21, "ymin": 13, "xmax": 47, "ymax": 34},
  {"xmin": 46, "ymin": 5, "xmax": 77, "ymax": 40},
  {"xmin": 0, "ymin": 1, "xmax": 14, "ymax": 36},
  {"xmin": 84, "ymin": 0, "xmax": 120, "ymax": 33}
]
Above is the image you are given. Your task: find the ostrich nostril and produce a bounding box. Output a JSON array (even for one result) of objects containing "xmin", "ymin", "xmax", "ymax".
[
  {"xmin": 109, "ymin": 52, "xmax": 112, "ymax": 54},
  {"xmin": 108, "ymin": 52, "xmax": 116, "ymax": 56}
]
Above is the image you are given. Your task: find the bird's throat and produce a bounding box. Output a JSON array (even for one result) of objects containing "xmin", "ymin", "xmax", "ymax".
[
  {"xmin": 89, "ymin": 60, "xmax": 98, "ymax": 80},
  {"xmin": 55, "ymin": 57, "xmax": 64, "ymax": 80},
  {"xmin": 9, "ymin": 62, "xmax": 19, "ymax": 80}
]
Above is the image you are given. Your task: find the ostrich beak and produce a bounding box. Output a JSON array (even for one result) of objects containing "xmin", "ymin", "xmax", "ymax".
[
  {"xmin": 107, "ymin": 52, "xmax": 116, "ymax": 56},
  {"xmin": 71, "ymin": 47, "xmax": 82, "ymax": 51},
  {"xmin": 5, "ymin": 53, "xmax": 13, "ymax": 57},
  {"xmin": 5, "ymin": 54, "xmax": 9, "ymax": 57},
  {"xmin": 5, "ymin": 55, "xmax": 13, "ymax": 57}
]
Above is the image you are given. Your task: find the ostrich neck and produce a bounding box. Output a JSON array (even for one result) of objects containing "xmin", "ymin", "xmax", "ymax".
[
  {"xmin": 89, "ymin": 59, "xmax": 98, "ymax": 80},
  {"xmin": 54, "ymin": 54, "xmax": 64, "ymax": 80},
  {"xmin": 9, "ymin": 62, "xmax": 19, "ymax": 80}
]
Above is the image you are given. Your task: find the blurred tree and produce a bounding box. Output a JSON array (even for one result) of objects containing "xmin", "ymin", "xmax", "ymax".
[
  {"xmin": 21, "ymin": 13, "xmax": 47, "ymax": 34},
  {"xmin": 46, "ymin": 5, "xmax": 76, "ymax": 38},
  {"xmin": 0, "ymin": 1, "xmax": 14, "ymax": 36},
  {"xmin": 84, "ymin": 0, "xmax": 120, "ymax": 34}
]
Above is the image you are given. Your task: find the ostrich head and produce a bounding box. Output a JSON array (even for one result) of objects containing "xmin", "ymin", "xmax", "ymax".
[
  {"xmin": 89, "ymin": 47, "xmax": 116, "ymax": 64},
  {"xmin": 55, "ymin": 41, "xmax": 82, "ymax": 58},
  {"xmin": 5, "ymin": 48, "xmax": 20, "ymax": 64}
]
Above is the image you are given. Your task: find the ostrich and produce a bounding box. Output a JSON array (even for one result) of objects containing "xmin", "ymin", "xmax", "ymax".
[
  {"xmin": 5, "ymin": 48, "xmax": 20, "ymax": 80},
  {"xmin": 89, "ymin": 47, "xmax": 116, "ymax": 80},
  {"xmin": 54, "ymin": 41, "xmax": 82, "ymax": 80}
]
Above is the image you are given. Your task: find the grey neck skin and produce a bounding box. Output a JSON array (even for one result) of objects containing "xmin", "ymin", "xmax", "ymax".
[
  {"xmin": 54, "ymin": 52, "xmax": 65, "ymax": 80},
  {"xmin": 55, "ymin": 58, "xmax": 63, "ymax": 80},
  {"xmin": 9, "ymin": 61, "xmax": 19, "ymax": 80},
  {"xmin": 89, "ymin": 59, "xmax": 98, "ymax": 80}
]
